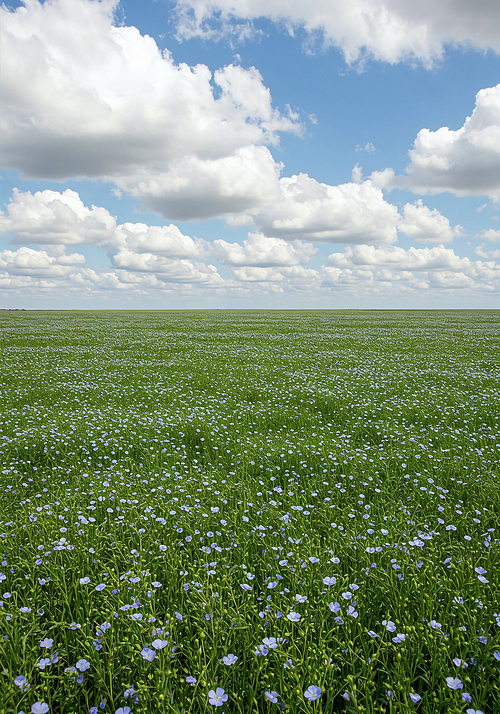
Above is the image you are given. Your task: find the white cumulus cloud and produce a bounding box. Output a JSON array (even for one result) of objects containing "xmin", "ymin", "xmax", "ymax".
[
  {"xmin": 372, "ymin": 84, "xmax": 500, "ymax": 200},
  {"xmin": 1, "ymin": 0, "xmax": 300, "ymax": 220},
  {"xmin": 0, "ymin": 246, "xmax": 85, "ymax": 278},
  {"xmin": 253, "ymin": 174, "xmax": 400, "ymax": 244},
  {"xmin": 399, "ymin": 199, "xmax": 464, "ymax": 243},
  {"xmin": 1, "ymin": 188, "xmax": 208, "ymax": 258},
  {"xmin": 172, "ymin": 0, "xmax": 500, "ymax": 66},
  {"xmin": 1, "ymin": 188, "xmax": 117, "ymax": 246},
  {"xmin": 213, "ymin": 232, "xmax": 316, "ymax": 266}
]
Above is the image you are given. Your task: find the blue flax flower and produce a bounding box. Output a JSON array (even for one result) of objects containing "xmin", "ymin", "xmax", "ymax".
[
  {"xmin": 304, "ymin": 685, "xmax": 322, "ymax": 702},
  {"xmin": 208, "ymin": 688, "xmax": 228, "ymax": 706}
]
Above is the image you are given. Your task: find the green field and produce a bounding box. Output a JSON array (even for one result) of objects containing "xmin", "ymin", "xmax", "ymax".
[{"xmin": 0, "ymin": 310, "xmax": 499, "ymax": 714}]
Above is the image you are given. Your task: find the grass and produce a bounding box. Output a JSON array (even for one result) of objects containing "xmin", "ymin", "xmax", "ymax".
[{"xmin": 0, "ymin": 309, "xmax": 499, "ymax": 714}]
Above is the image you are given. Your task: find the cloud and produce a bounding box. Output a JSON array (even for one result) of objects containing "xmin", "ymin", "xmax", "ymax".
[
  {"xmin": 399, "ymin": 199, "xmax": 464, "ymax": 243},
  {"xmin": 172, "ymin": 0, "xmax": 500, "ymax": 66},
  {"xmin": 474, "ymin": 228, "xmax": 500, "ymax": 243},
  {"xmin": 475, "ymin": 244, "xmax": 500, "ymax": 260},
  {"xmin": 253, "ymin": 174, "xmax": 400, "ymax": 244},
  {"xmin": 1, "ymin": 188, "xmax": 208, "ymax": 258},
  {"xmin": 212, "ymin": 232, "xmax": 316, "ymax": 266},
  {"xmin": 372, "ymin": 84, "xmax": 500, "ymax": 200},
  {"xmin": 323, "ymin": 244, "xmax": 500, "ymax": 292},
  {"xmin": 1, "ymin": 0, "xmax": 300, "ymax": 220},
  {"xmin": 1, "ymin": 188, "xmax": 117, "ymax": 246},
  {"xmin": 0, "ymin": 247, "xmax": 85, "ymax": 278},
  {"xmin": 117, "ymin": 146, "xmax": 283, "ymax": 221},
  {"xmin": 111, "ymin": 249, "xmax": 224, "ymax": 285},
  {"xmin": 356, "ymin": 143, "xmax": 375, "ymax": 153}
]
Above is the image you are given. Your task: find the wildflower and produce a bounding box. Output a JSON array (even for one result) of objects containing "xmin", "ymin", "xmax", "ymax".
[
  {"xmin": 40, "ymin": 638, "xmax": 54, "ymax": 649},
  {"xmin": 186, "ymin": 676, "xmax": 197, "ymax": 684},
  {"xmin": 341, "ymin": 591, "xmax": 352, "ymax": 600},
  {"xmin": 493, "ymin": 652, "xmax": 500, "ymax": 661},
  {"xmin": 328, "ymin": 602, "xmax": 340, "ymax": 613},
  {"xmin": 263, "ymin": 637, "xmax": 278, "ymax": 649},
  {"xmin": 466, "ymin": 709, "xmax": 484, "ymax": 714},
  {"xmin": 429, "ymin": 620, "xmax": 441, "ymax": 629},
  {"xmin": 95, "ymin": 583, "xmax": 106, "ymax": 591},
  {"xmin": 222, "ymin": 653, "xmax": 238, "ymax": 665},
  {"xmin": 367, "ymin": 630, "xmax": 380, "ymax": 638},
  {"xmin": 76, "ymin": 659, "xmax": 90, "ymax": 672},
  {"xmin": 409, "ymin": 693, "xmax": 421, "ymax": 703},
  {"xmin": 140, "ymin": 648, "xmax": 156, "ymax": 662},
  {"xmin": 304, "ymin": 685, "xmax": 322, "ymax": 702},
  {"xmin": 115, "ymin": 709, "xmax": 132, "ymax": 714},
  {"xmin": 255, "ymin": 645, "xmax": 269, "ymax": 656},
  {"xmin": 240, "ymin": 584, "xmax": 252, "ymax": 591},
  {"xmin": 295, "ymin": 594, "xmax": 307, "ymax": 603},
  {"xmin": 287, "ymin": 611, "xmax": 301, "ymax": 622},
  {"xmin": 31, "ymin": 704, "xmax": 49, "ymax": 714},
  {"xmin": 446, "ymin": 677, "xmax": 463, "ymax": 690},
  {"xmin": 151, "ymin": 639, "xmax": 168, "ymax": 650},
  {"xmin": 14, "ymin": 675, "xmax": 27, "ymax": 688},
  {"xmin": 323, "ymin": 577, "xmax": 336, "ymax": 586},
  {"xmin": 392, "ymin": 633, "xmax": 405, "ymax": 643},
  {"xmin": 79, "ymin": 577, "xmax": 90, "ymax": 585},
  {"xmin": 347, "ymin": 606, "xmax": 358, "ymax": 618},
  {"xmin": 265, "ymin": 691, "xmax": 279, "ymax": 703},
  {"xmin": 382, "ymin": 620, "xmax": 396, "ymax": 632},
  {"xmin": 208, "ymin": 687, "xmax": 228, "ymax": 706}
]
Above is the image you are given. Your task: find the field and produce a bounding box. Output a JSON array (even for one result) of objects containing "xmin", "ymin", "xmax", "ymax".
[{"xmin": 0, "ymin": 310, "xmax": 499, "ymax": 714}]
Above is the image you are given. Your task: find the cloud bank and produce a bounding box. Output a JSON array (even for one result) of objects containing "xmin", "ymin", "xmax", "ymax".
[{"xmin": 171, "ymin": 0, "xmax": 500, "ymax": 66}]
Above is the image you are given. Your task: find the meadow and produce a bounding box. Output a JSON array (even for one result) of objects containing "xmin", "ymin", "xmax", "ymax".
[{"xmin": 0, "ymin": 309, "xmax": 499, "ymax": 714}]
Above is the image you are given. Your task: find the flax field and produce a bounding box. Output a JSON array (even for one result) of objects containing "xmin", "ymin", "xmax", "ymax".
[{"xmin": 0, "ymin": 310, "xmax": 499, "ymax": 714}]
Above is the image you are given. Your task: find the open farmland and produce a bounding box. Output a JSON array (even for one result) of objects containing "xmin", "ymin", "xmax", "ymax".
[{"xmin": 0, "ymin": 310, "xmax": 499, "ymax": 714}]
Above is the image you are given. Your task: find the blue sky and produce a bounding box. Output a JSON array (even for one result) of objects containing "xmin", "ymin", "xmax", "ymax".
[{"xmin": 1, "ymin": 0, "xmax": 500, "ymax": 308}]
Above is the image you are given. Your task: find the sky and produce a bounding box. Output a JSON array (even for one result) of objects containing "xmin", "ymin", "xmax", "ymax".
[{"xmin": 1, "ymin": 0, "xmax": 500, "ymax": 309}]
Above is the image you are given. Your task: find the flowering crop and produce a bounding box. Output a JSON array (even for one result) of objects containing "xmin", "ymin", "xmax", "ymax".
[{"xmin": 0, "ymin": 310, "xmax": 499, "ymax": 713}]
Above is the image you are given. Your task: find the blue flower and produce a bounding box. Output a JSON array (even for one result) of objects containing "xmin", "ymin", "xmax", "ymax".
[
  {"xmin": 329, "ymin": 602, "xmax": 340, "ymax": 613},
  {"xmin": 222, "ymin": 653, "xmax": 238, "ymax": 665},
  {"xmin": 323, "ymin": 577, "xmax": 336, "ymax": 586},
  {"xmin": 409, "ymin": 693, "xmax": 421, "ymax": 703},
  {"xmin": 304, "ymin": 685, "xmax": 322, "ymax": 702},
  {"xmin": 151, "ymin": 639, "xmax": 168, "ymax": 650},
  {"xmin": 446, "ymin": 677, "xmax": 463, "ymax": 690},
  {"xmin": 76, "ymin": 659, "xmax": 90, "ymax": 672},
  {"xmin": 140, "ymin": 647, "xmax": 156, "ymax": 662},
  {"xmin": 31, "ymin": 704, "xmax": 49, "ymax": 714},
  {"xmin": 40, "ymin": 638, "xmax": 53, "ymax": 649},
  {"xmin": 208, "ymin": 687, "xmax": 228, "ymax": 706},
  {"xmin": 265, "ymin": 691, "xmax": 279, "ymax": 703},
  {"xmin": 79, "ymin": 577, "xmax": 90, "ymax": 585},
  {"xmin": 262, "ymin": 637, "xmax": 278, "ymax": 649},
  {"xmin": 186, "ymin": 676, "xmax": 197, "ymax": 684},
  {"xmin": 286, "ymin": 611, "xmax": 301, "ymax": 622},
  {"xmin": 115, "ymin": 708, "xmax": 132, "ymax": 714},
  {"xmin": 14, "ymin": 675, "xmax": 27, "ymax": 688}
]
